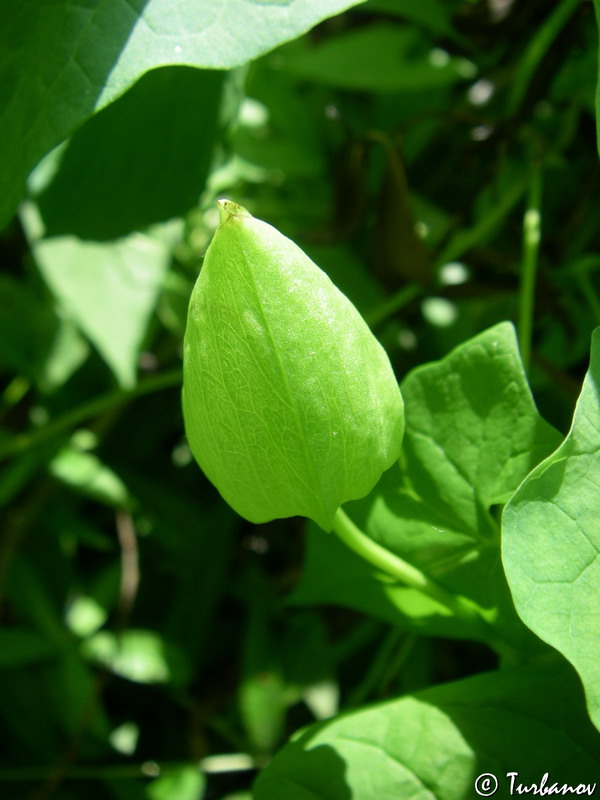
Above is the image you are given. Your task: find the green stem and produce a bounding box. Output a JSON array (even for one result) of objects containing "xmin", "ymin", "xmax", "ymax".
[
  {"xmin": 332, "ymin": 508, "xmax": 521, "ymax": 665},
  {"xmin": 365, "ymin": 283, "xmax": 422, "ymax": 329},
  {"xmin": 518, "ymin": 167, "xmax": 543, "ymax": 374},
  {"xmin": 507, "ymin": 0, "xmax": 583, "ymax": 115},
  {"xmin": 0, "ymin": 762, "xmax": 195, "ymax": 782},
  {"xmin": 436, "ymin": 174, "xmax": 529, "ymax": 269},
  {"xmin": 332, "ymin": 507, "xmax": 481, "ymax": 626},
  {"xmin": 0, "ymin": 368, "xmax": 182, "ymax": 464}
]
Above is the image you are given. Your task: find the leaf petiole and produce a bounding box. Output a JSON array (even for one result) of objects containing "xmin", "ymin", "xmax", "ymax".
[
  {"xmin": 331, "ymin": 506, "xmax": 519, "ymax": 664},
  {"xmin": 332, "ymin": 507, "xmax": 481, "ymax": 624}
]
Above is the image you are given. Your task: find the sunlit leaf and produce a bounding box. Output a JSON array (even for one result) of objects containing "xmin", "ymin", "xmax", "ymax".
[
  {"xmin": 82, "ymin": 629, "xmax": 191, "ymax": 687},
  {"xmin": 254, "ymin": 659, "xmax": 600, "ymax": 800},
  {"xmin": 503, "ymin": 328, "xmax": 600, "ymax": 731},
  {"xmin": 31, "ymin": 230, "xmax": 171, "ymax": 387},
  {"xmin": 50, "ymin": 447, "xmax": 133, "ymax": 509},
  {"xmin": 0, "ymin": 0, "xmax": 364, "ymax": 228}
]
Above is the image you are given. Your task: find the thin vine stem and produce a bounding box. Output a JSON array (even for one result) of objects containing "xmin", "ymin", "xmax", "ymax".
[
  {"xmin": 518, "ymin": 167, "xmax": 543, "ymax": 374},
  {"xmin": 0, "ymin": 367, "xmax": 182, "ymax": 463},
  {"xmin": 507, "ymin": 0, "xmax": 584, "ymax": 115}
]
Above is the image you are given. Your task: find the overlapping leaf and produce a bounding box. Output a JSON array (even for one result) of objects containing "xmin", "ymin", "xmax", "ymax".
[
  {"xmin": 292, "ymin": 323, "xmax": 561, "ymax": 647},
  {"xmin": 0, "ymin": 0, "xmax": 363, "ymax": 228},
  {"xmin": 503, "ymin": 328, "xmax": 600, "ymax": 731},
  {"xmin": 34, "ymin": 67, "xmax": 223, "ymax": 240}
]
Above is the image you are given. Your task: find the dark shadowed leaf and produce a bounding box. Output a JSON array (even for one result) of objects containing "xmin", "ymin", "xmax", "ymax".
[{"xmin": 0, "ymin": 0, "xmax": 363, "ymax": 228}]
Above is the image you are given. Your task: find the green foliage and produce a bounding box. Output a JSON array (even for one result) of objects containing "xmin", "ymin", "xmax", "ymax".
[
  {"xmin": 30, "ymin": 229, "xmax": 171, "ymax": 388},
  {"xmin": 2, "ymin": 0, "xmax": 600, "ymax": 798},
  {"xmin": 292, "ymin": 323, "xmax": 561, "ymax": 649},
  {"xmin": 0, "ymin": 0, "xmax": 362, "ymax": 228},
  {"xmin": 503, "ymin": 328, "xmax": 600, "ymax": 730},
  {"xmin": 35, "ymin": 67, "xmax": 224, "ymax": 241},
  {"xmin": 182, "ymin": 202, "xmax": 404, "ymax": 530},
  {"xmin": 254, "ymin": 658, "xmax": 600, "ymax": 799}
]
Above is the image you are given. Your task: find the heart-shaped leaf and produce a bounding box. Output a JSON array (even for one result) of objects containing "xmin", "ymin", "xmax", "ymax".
[{"xmin": 503, "ymin": 327, "xmax": 600, "ymax": 732}]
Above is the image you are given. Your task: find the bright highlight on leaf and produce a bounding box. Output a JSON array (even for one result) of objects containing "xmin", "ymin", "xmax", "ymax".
[{"xmin": 182, "ymin": 201, "xmax": 404, "ymax": 530}]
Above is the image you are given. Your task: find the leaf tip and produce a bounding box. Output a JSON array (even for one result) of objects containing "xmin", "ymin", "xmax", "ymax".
[{"xmin": 217, "ymin": 199, "xmax": 251, "ymax": 225}]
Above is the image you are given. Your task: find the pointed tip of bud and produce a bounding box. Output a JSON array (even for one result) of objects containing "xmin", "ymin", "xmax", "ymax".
[{"xmin": 217, "ymin": 199, "xmax": 252, "ymax": 226}]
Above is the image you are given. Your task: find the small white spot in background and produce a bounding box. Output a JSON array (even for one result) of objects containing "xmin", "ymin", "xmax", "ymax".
[
  {"xmin": 397, "ymin": 329, "xmax": 417, "ymax": 350},
  {"xmin": 415, "ymin": 221, "xmax": 429, "ymax": 239},
  {"xmin": 242, "ymin": 535, "xmax": 269, "ymax": 555},
  {"xmin": 468, "ymin": 79, "xmax": 494, "ymax": 106},
  {"xmin": 470, "ymin": 124, "xmax": 494, "ymax": 141},
  {"xmin": 489, "ymin": 0, "xmax": 515, "ymax": 22},
  {"xmin": 457, "ymin": 59, "xmax": 478, "ymax": 79},
  {"xmin": 325, "ymin": 104, "xmax": 341, "ymax": 121},
  {"xmin": 172, "ymin": 441, "xmax": 193, "ymax": 467},
  {"xmin": 239, "ymin": 97, "xmax": 269, "ymax": 128},
  {"xmin": 139, "ymin": 351, "xmax": 158, "ymax": 370},
  {"xmin": 200, "ymin": 753, "xmax": 255, "ymax": 774},
  {"xmin": 439, "ymin": 262, "xmax": 469, "ymax": 286},
  {"xmin": 422, "ymin": 297, "xmax": 458, "ymax": 328},
  {"xmin": 174, "ymin": 44, "xmax": 183, "ymax": 55},
  {"xmin": 429, "ymin": 48, "xmax": 450, "ymax": 68},
  {"xmin": 109, "ymin": 722, "xmax": 139, "ymax": 756}
]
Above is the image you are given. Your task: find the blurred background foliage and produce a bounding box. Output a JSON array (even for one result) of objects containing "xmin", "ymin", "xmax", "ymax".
[{"xmin": 1, "ymin": 0, "xmax": 600, "ymax": 797}]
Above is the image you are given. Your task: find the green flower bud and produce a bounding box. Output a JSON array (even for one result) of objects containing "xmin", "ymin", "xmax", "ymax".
[{"xmin": 182, "ymin": 201, "xmax": 404, "ymax": 530}]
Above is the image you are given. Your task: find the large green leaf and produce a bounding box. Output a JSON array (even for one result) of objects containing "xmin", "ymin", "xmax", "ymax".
[
  {"xmin": 254, "ymin": 659, "xmax": 600, "ymax": 800},
  {"xmin": 36, "ymin": 66, "xmax": 223, "ymax": 240},
  {"xmin": 292, "ymin": 323, "xmax": 561, "ymax": 647},
  {"xmin": 30, "ymin": 228, "xmax": 171, "ymax": 387},
  {"xmin": 503, "ymin": 328, "xmax": 600, "ymax": 731},
  {"xmin": 0, "ymin": 0, "xmax": 363, "ymax": 230}
]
